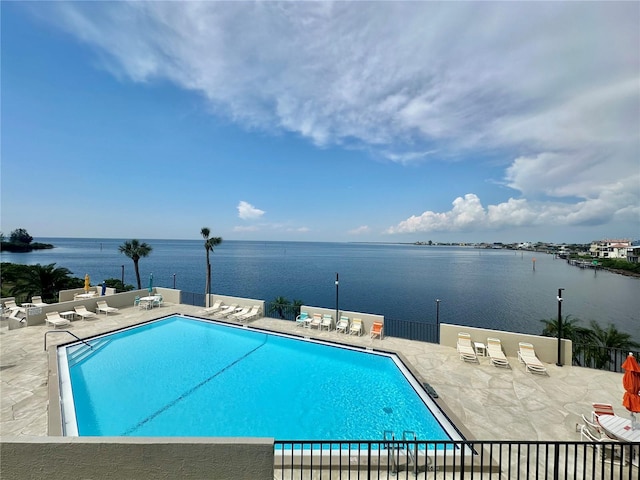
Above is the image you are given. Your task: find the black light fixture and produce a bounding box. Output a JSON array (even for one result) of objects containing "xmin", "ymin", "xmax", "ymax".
[
  {"xmin": 335, "ymin": 273, "xmax": 339, "ymax": 324},
  {"xmin": 436, "ymin": 299, "xmax": 441, "ymax": 342},
  {"xmin": 556, "ymin": 288, "xmax": 565, "ymax": 367}
]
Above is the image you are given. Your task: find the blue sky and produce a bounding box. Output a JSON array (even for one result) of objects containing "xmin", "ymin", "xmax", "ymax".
[{"xmin": 1, "ymin": 2, "xmax": 638, "ymax": 244}]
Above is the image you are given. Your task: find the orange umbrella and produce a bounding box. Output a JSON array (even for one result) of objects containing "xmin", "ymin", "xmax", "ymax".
[
  {"xmin": 84, "ymin": 273, "xmax": 90, "ymax": 293},
  {"xmin": 621, "ymin": 353, "xmax": 640, "ymax": 414}
]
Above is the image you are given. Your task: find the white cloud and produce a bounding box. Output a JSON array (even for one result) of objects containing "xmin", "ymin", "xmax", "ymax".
[
  {"xmin": 237, "ymin": 201, "xmax": 265, "ymax": 220},
  {"xmin": 233, "ymin": 225, "xmax": 260, "ymax": 232},
  {"xmin": 348, "ymin": 226, "xmax": 370, "ymax": 235},
  {"xmin": 387, "ymin": 187, "xmax": 640, "ymax": 234},
  {"xmin": 38, "ymin": 2, "xmax": 639, "ymax": 236}
]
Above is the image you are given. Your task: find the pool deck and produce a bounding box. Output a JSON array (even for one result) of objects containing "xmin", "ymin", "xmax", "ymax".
[{"xmin": 0, "ymin": 303, "xmax": 625, "ymax": 441}]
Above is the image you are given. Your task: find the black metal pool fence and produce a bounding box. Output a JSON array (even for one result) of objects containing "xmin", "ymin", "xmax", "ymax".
[{"xmin": 273, "ymin": 439, "xmax": 639, "ymax": 479}]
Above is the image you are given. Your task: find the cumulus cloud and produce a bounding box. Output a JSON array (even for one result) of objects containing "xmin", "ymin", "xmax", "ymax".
[
  {"xmin": 38, "ymin": 2, "xmax": 639, "ymax": 234},
  {"xmin": 237, "ymin": 201, "xmax": 265, "ymax": 220},
  {"xmin": 387, "ymin": 187, "xmax": 640, "ymax": 234}
]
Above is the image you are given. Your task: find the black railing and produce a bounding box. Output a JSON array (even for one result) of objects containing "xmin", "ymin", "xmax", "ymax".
[
  {"xmin": 573, "ymin": 344, "xmax": 640, "ymax": 373},
  {"xmin": 274, "ymin": 439, "xmax": 639, "ymax": 479},
  {"xmin": 384, "ymin": 317, "xmax": 439, "ymax": 343},
  {"xmin": 180, "ymin": 291, "xmax": 206, "ymax": 307},
  {"xmin": 264, "ymin": 302, "xmax": 300, "ymax": 321}
]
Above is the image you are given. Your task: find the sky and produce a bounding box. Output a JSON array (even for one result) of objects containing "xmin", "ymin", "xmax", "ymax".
[{"xmin": 1, "ymin": 2, "xmax": 638, "ymax": 244}]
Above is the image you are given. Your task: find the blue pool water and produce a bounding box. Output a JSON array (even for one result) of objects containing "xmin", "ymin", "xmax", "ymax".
[{"xmin": 58, "ymin": 315, "xmax": 460, "ymax": 441}]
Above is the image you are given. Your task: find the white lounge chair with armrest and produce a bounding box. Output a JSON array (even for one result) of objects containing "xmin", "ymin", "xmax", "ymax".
[
  {"xmin": 320, "ymin": 314, "xmax": 333, "ymax": 331},
  {"xmin": 46, "ymin": 312, "xmax": 71, "ymax": 329},
  {"xmin": 335, "ymin": 316, "xmax": 349, "ymax": 334},
  {"xmin": 237, "ymin": 305, "xmax": 261, "ymax": 323},
  {"xmin": 74, "ymin": 305, "xmax": 97, "ymax": 320},
  {"xmin": 295, "ymin": 311, "xmax": 309, "ymax": 327},
  {"xmin": 456, "ymin": 332, "xmax": 479, "ymax": 363},
  {"xmin": 486, "ymin": 337, "xmax": 509, "ymax": 367},
  {"xmin": 517, "ymin": 342, "xmax": 548, "ymax": 374},
  {"xmin": 349, "ymin": 318, "xmax": 364, "ymax": 336},
  {"xmin": 96, "ymin": 301, "xmax": 119, "ymax": 316},
  {"xmin": 308, "ymin": 313, "xmax": 322, "ymax": 329},
  {"xmin": 30, "ymin": 296, "xmax": 48, "ymax": 307}
]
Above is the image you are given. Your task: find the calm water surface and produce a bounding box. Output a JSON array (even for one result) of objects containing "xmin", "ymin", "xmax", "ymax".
[{"xmin": 3, "ymin": 238, "xmax": 638, "ymax": 339}]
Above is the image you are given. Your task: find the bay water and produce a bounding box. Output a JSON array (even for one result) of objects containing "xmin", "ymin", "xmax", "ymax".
[{"xmin": 2, "ymin": 238, "xmax": 638, "ymax": 340}]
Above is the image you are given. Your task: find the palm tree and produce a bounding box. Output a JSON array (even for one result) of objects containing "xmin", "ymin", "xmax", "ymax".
[
  {"xmin": 269, "ymin": 296, "xmax": 291, "ymax": 319},
  {"xmin": 587, "ymin": 320, "xmax": 640, "ymax": 369},
  {"xmin": 118, "ymin": 240, "xmax": 152, "ymax": 289},
  {"xmin": 11, "ymin": 263, "xmax": 81, "ymax": 302},
  {"xmin": 540, "ymin": 315, "xmax": 593, "ymax": 365},
  {"xmin": 201, "ymin": 227, "xmax": 222, "ymax": 307}
]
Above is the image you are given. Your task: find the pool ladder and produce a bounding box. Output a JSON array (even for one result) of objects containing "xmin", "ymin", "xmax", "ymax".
[{"xmin": 383, "ymin": 430, "xmax": 418, "ymax": 476}]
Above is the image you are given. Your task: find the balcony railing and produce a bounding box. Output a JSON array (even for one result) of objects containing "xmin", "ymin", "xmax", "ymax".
[{"xmin": 274, "ymin": 439, "xmax": 639, "ymax": 479}]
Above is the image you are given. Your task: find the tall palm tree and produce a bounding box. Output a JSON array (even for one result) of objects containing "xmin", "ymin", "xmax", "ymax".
[
  {"xmin": 201, "ymin": 227, "xmax": 222, "ymax": 307},
  {"xmin": 118, "ymin": 240, "xmax": 152, "ymax": 289}
]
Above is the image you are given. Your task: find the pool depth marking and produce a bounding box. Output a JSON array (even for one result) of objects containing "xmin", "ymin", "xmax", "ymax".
[{"xmin": 123, "ymin": 334, "xmax": 268, "ymax": 435}]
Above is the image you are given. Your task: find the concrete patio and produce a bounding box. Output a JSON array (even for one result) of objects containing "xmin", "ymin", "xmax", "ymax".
[{"xmin": 0, "ymin": 302, "xmax": 625, "ymax": 442}]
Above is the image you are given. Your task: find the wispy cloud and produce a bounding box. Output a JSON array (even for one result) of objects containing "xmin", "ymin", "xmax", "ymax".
[
  {"xmin": 237, "ymin": 201, "xmax": 265, "ymax": 220},
  {"xmin": 349, "ymin": 226, "xmax": 371, "ymax": 236},
  {"xmin": 40, "ymin": 2, "xmax": 639, "ymax": 234}
]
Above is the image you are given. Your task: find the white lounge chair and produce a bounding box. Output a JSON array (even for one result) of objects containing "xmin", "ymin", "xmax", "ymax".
[
  {"xmin": 46, "ymin": 312, "xmax": 71, "ymax": 329},
  {"xmin": 486, "ymin": 337, "xmax": 509, "ymax": 368},
  {"xmin": 96, "ymin": 301, "xmax": 119, "ymax": 316},
  {"xmin": 456, "ymin": 332, "xmax": 478, "ymax": 363},
  {"xmin": 237, "ymin": 305, "xmax": 261, "ymax": 323},
  {"xmin": 320, "ymin": 314, "xmax": 333, "ymax": 331},
  {"xmin": 30, "ymin": 296, "xmax": 48, "ymax": 307},
  {"xmin": 3, "ymin": 300, "xmax": 25, "ymax": 314},
  {"xmin": 229, "ymin": 306, "xmax": 252, "ymax": 320},
  {"xmin": 217, "ymin": 303, "xmax": 238, "ymax": 318},
  {"xmin": 349, "ymin": 318, "xmax": 363, "ymax": 336},
  {"xmin": 295, "ymin": 311, "xmax": 309, "ymax": 327},
  {"xmin": 74, "ymin": 305, "xmax": 97, "ymax": 320},
  {"xmin": 308, "ymin": 313, "xmax": 322, "ymax": 329},
  {"xmin": 335, "ymin": 316, "xmax": 349, "ymax": 334},
  {"xmin": 202, "ymin": 300, "xmax": 224, "ymax": 315},
  {"xmin": 518, "ymin": 342, "xmax": 547, "ymax": 374}
]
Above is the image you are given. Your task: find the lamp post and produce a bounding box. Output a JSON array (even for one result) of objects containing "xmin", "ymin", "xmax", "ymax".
[
  {"xmin": 435, "ymin": 299, "xmax": 441, "ymax": 343},
  {"xmin": 556, "ymin": 288, "xmax": 565, "ymax": 367},
  {"xmin": 121, "ymin": 265, "xmax": 124, "ymax": 286},
  {"xmin": 173, "ymin": 274, "xmax": 176, "ymax": 289},
  {"xmin": 335, "ymin": 273, "xmax": 339, "ymax": 324}
]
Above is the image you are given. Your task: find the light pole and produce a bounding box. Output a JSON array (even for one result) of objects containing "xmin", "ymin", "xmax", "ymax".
[
  {"xmin": 173, "ymin": 274, "xmax": 176, "ymax": 289},
  {"xmin": 335, "ymin": 273, "xmax": 339, "ymax": 324},
  {"xmin": 436, "ymin": 299, "xmax": 441, "ymax": 343},
  {"xmin": 121, "ymin": 265, "xmax": 124, "ymax": 286},
  {"xmin": 556, "ymin": 288, "xmax": 565, "ymax": 367}
]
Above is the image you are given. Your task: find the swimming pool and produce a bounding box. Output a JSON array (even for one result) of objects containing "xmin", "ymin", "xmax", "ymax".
[{"xmin": 58, "ymin": 315, "xmax": 462, "ymax": 441}]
